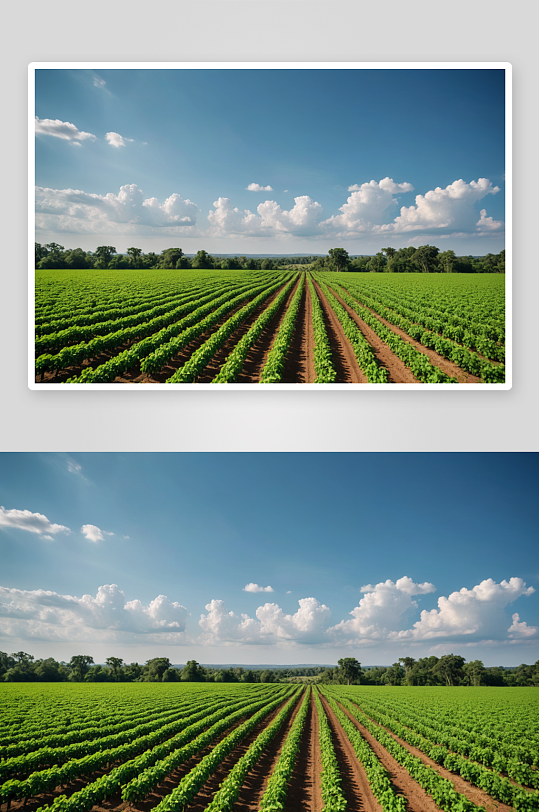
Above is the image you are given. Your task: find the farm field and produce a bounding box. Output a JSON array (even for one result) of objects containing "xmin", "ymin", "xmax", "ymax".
[
  {"xmin": 1, "ymin": 684, "xmax": 537, "ymax": 812},
  {"xmin": 34, "ymin": 269, "xmax": 506, "ymax": 384}
]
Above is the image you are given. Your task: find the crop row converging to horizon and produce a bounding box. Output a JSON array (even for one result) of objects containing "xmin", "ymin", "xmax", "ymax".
[
  {"xmin": 34, "ymin": 246, "xmax": 505, "ymax": 384},
  {"xmin": 1, "ymin": 679, "xmax": 537, "ymax": 812}
]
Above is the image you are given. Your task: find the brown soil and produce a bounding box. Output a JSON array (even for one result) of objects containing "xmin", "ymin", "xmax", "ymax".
[
  {"xmin": 318, "ymin": 694, "xmax": 382, "ymax": 812},
  {"xmin": 326, "ymin": 286, "xmax": 419, "ymax": 383},
  {"xmin": 341, "ymin": 702, "xmax": 514, "ymax": 812},
  {"xmin": 281, "ymin": 280, "xmax": 316, "ymax": 384},
  {"xmin": 232, "ymin": 689, "xmax": 308, "ymax": 812},
  {"xmin": 185, "ymin": 693, "xmax": 301, "ymax": 812},
  {"xmin": 312, "ymin": 280, "xmax": 367, "ymax": 383},
  {"xmin": 284, "ymin": 692, "xmax": 322, "ymax": 812},
  {"xmin": 338, "ymin": 286, "xmax": 482, "ymax": 383},
  {"xmin": 235, "ymin": 278, "xmax": 301, "ymax": 383}
]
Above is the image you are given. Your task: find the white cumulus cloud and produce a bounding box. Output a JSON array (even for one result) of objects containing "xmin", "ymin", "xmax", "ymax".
[
  {"xmin": 105, "ymin": 131, "xmax": 134, "ymax": 148},
  {"xmin": 35, "ymin": 184, "xmax": 199, "ymax": 236},
  {"xmin": 208, "ymin": 195, "xmax": 324, "ymax": 238},
  {"xmin": 379, "ymin": 178, "xmax": 501, "ymax": 235},
  {"xmin": 35, "ymin": 117, "xmax": 97, "ymax": 144},
  {"xmin": 476, "ymin": 208, "xmax": 504, "ymax": 231},
  {"xmin": 508, "ymin": 612, "xmax": 538, "ymax": 639},
  {"xmin": 247, "ymin": 183, "xmax": 273, "ymax": 191},
  {"xmin": 393, "ymin": 578, "xmax": 535, "ymax": 641},
  {"xmin": 81, "ymin": 524, "xmax": 114, "ymax": 543},
  {"xmin": 330, "ymin": 576, "xmax": 436, "ymax": 642},
  {"xmin": 243, "ymin": 583, "xmax": 274, "ymax": 593},
  {"xmin": 0, "ymin": 507, "xmax": 70, "ymax": 538},
  {"xmin": 199, "ymin": 597, "xmax": 331, "ymax": 646},
  {"xmin": 321, "ymin": 178, "xmax": 414, "ymax": 236},
  {"xmin": 0, "ymin": 584, "xmax": 190, "ymax": 643}
]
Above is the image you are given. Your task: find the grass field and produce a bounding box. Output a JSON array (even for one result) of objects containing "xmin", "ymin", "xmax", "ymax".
[
  {"xmin": 34, "ymin": 269, "xmax": 506, "ymax": 384},
  {"xmin": 1, "ymin": 683, "xmax": 537, "ymax": 812}
]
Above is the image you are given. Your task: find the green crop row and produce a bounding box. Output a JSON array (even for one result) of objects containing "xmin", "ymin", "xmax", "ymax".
[
  {"xmin": 68, "ymin": 278, "xmax": 287, "ymax": 383},
  {"xmin": 349, "ymin": 691, "xmax": 538, "ymax": 775},
  {"xmin": 260, "ymin": 274, "xmax": 305, "ymax": 383},
  {"xmin": 258, "ymin": 687, "xmax": 311, "ymax": 811},
  {"xmin": 335, "ymin": 284, "xmax": 505, "ymax": 380},
  {"xmin": 332, "ymin": 693, "xmax": 531, "ymax": 812},
  {"xmin": 318, "ymin": 279, "xmax": 458, "ymax": 383},
  {"xmin": 212, "ymin": 276, "xmax": 298, "ymax": 383},
  {"xmin": 0, "ymin": 695, "xmax": 215, "ymax": 777},
  {"xmin": 35, "ymin": 284, "xmax": 224, "ymax": 353},
  {"xmin": 307, "ymin": 276, "xmax": 337, "ymax": 383},
  {"xmin": 321, "ymin": 690, "xmax": 407, "ymax": 812},
  {"xmin": 207, "ymin": 687, "xmax": 307, "ymax": 812},
  {"xmin": 334, "ymin": 277, "xmax": 504, "ymax": 345},
  {"xmin": 316, "ymin": 280, "xmax": 389, "ymax": 383},
  {"xmin": 33, "ymin": 689, "xmax": 291, "ymax": 812},
  {"xmin": 347, "ymin": 696, "xmax": 539, "ymax": 795},
  {"xmin": 37, "ymin": 278, "xmax": 264, "ymax": 376},
  {"xmin": 166, "ymin": 278, "xmax": 292, "ymax": 383},
  {"xmin": 313, "ymin": 689, "xmax": 347, "ymax": 812},
  {"xmin": 150, "ymin": 688, "xmax": 298, "ymax": 812},
  {"xmin": 120, "ymin": 690, "xmax": 288, "ymax": 803},
  {"xmin": 0, "ymin": 695, "xmax": 245, "ymax": 798}
]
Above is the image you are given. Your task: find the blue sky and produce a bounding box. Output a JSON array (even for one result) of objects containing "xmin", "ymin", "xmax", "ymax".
[
  {"xmin": 34, "ymin": 67, "xmax": 506, "ymax": 255},
  {"xmin": 1, "ymin": 453, "xmax": 536, "ymax": 666}
]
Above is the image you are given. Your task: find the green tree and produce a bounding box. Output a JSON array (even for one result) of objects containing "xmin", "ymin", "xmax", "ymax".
[
  {"xmin": 160, "ymin": 247, "xmax": 184, "ymax": 268},
  {"xmin": 127, "ymin": 247, "xmax": 143, "ymax": 268},
  {"xmin": 145, "ymin": 657, "xmax": 171, "ymax": 681},
  {"xmin": 69, "ymin": 655, "xmax": 94, "ymax": 681},
  {"xmin": 463, "ymin": 659, "xmax": 485, "ymax": 686},
  {"xmin": 180, "ymin": 660, "xmax": 206, "ymax": 682},
  {"xmin": 439, "ymin": 249, "xmax": 457, "ymax": 273},
  {"xmin": 95, "ymin": 246, "xmax": 116, "ymax": 268},
  {"xmin": 105, "ymin": 657, "xmax": 124, "ymax": 680},
  {"xmin": 337, "ymin": 657, "xmax": 362, "ymax": 685},
  {"xmin": 411, "ymin": 244, "xmax": 439, "ymax": 273},
  {"xmin": 433, "ymin": 654, "xmax": 465, "ymax": 686},
  {"xmin": 192, "ymin": 249, "xmax": 213, "ymax": 269},
  {"xmin": 328, "ymin": 248, "xmax": 350, "ymax": 272}
]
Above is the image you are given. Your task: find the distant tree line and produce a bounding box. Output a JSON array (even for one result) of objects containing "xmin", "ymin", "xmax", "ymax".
[
  {"xmin": 2, "ymin": 652, "xmax": 537, "ymax": 685},
  {"xmin": 318, "ymin": 655, "xmax": 539, "ymax": 687},
  {"xmin": 34, "ymin": 244, "xmax": 318, "ymax": 272},
  {"xmin": 35, "ymin": 244, "xmax": 504, "ymax": 274},
  {"xmin": 312, "ymin": 246, "xmax": 505, "ymax": 274}
]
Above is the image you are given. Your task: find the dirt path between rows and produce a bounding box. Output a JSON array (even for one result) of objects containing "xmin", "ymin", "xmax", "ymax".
[
  {"xmin": 231, "ymin": 690, "xmax": 306, "ymax": 812},
  {"xmin": 341, "ymin": 701, "xmax": 513, "ymax": 812},
  {"xmin": 337, "ymin": 286, "xmax": 483, "ymax": 383},
  {"xmin": 281, "ymin": 281, "xmax": 316, "ymax": 383},
  {"xmin": 186, "ymin": 692, "xmax": 301, "ymax": 812},
  {"xmin": 325, "ymin": 285, "xmax": 419, "ymax": 383},
  {"xmin": 236, "ymin": 277, "xmax": 301, "ymax": 383},
  {"xmin": 312, "ymin": 280, "xmax": 367, "ymax": 383},
  {"xmin": 284, "ymin": 692, "xmax": 322, "ymax": 812},
  {"xmin": 319, "ymin": 693, "xmax": 382, "ymax": 812}
]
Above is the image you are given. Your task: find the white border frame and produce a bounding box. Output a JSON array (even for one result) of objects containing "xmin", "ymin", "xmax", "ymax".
[{"xmin": 28, "ymin": 61, "xmax": 512, "ymax": 391}]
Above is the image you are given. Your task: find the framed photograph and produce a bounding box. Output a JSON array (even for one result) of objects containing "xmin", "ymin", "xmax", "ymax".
[{"xmin": 29, "ymin": 63, "xmax": 511, "ymax": 389}]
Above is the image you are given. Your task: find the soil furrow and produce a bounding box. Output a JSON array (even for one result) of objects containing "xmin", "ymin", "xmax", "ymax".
[
  {"xmin": 232, "ymin": 689, "xmax": 306, "ymax": 812},
  {"xmin": 185, "ymin": 694, "xmax": 300, "ymax": 812},
  {"xmin": 319, "ymin": 694, "xmax": 381, "ymax": 812},
  {"xmin": 325, "ymin": 284, "xmax": 419, "ymax": 383},
  {"xmin": 340, "ymin": 701, "xmax": 512, "ymax": 812},
  {"xmin": 312, "ymin": 280, "xmax": 367, "ymax": 383},
  {"xmin": 190, "ymin": 280, "xmax": 292, "ymax": 383},
  {"xmin": 284, "ymin": 693, "xmax": 322, "ymax": 812},
  {"xmin": 341, "ymin": 289, "xmax": 483, "ymax": 383},
  {"xmin": 281, "ymin": 280, "xmax": 315, "ymax": 383},
  {"xmin": 235, "ymin": 277, "xmax": 301, "ymax": 383}
]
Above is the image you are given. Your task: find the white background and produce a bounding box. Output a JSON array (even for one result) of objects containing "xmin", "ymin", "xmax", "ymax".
[{"xmin": 2, "ymin": 0, "xmax": 536, "ymax": 451}]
